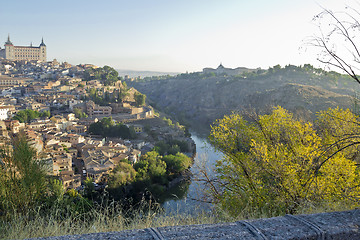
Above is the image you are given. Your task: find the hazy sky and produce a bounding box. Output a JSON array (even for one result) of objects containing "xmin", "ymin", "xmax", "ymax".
[{"xmin": 0, "ymin": 0, "xmax": 355, "ymax": 72}]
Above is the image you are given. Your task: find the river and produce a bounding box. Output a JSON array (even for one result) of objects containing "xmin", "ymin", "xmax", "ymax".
[{"xmin": 162, "ymin": 133, "xmax": 223, "ymax": 214}]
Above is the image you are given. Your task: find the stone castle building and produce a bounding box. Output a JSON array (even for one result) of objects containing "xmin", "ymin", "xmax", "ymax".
[{"xmin": 0, "ymin": 35, "xmax": 47, "ymax": 62}]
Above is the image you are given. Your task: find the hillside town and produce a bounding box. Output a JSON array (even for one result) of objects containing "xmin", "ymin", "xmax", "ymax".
[{"xmin": 0, "ymin": 57, "xmax": 194, "ymax": 191}]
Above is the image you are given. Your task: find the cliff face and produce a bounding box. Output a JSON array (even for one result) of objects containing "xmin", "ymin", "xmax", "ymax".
[{"xmin": 127, "ymin": 66, "xmax": 360, "ymax": 134}]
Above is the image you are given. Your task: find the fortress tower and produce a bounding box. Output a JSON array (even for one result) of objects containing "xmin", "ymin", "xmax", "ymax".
[{"xmin": 0, "ymin": 35, "xmax": 47, "ymax": 62}]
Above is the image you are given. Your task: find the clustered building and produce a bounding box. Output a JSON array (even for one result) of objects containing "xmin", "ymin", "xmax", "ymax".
[
  {"xmin": 0, "ymin": 53, "xmax": 195, "ymax": 191},
  {"xmin": 0, "ymin": 35, "xmax": 47, "ymax": 62}
]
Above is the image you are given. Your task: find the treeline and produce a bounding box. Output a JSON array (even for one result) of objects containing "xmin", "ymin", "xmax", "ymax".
[
  {"xmin": 154, "ymin": 139, "xmax": 190, "ymax": 155},
  {"xmin": 12, "ymin": 109, "xmax": 51, "ymax": 123},
  {"xmin": 138, "ymin": 64, "xmax": 350, "ymax": 82}
]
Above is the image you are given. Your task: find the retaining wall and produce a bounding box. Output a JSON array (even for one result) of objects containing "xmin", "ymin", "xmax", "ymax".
[{"xmin": 31, "ymin": 209, "xmax": 360, "ymax": 240}]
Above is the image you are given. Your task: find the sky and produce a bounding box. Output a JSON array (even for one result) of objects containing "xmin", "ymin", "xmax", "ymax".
[{"xmin": 0, "ymin": 0, "xmax": 356, "ymax": 72}]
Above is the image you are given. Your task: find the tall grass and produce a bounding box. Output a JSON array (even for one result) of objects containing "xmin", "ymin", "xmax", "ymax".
[
  {"xmin": 1, "ymin": 197, "xmax": 356, "ymax": 239},
  {"xmin": 0, "ymin": 199, "xmax": 223, "ymax": 240}
]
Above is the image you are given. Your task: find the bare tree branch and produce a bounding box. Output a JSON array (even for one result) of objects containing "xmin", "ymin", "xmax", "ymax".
[{"xmin": 308, "ymin": 6, "xmax": 360, "ymax": 84}]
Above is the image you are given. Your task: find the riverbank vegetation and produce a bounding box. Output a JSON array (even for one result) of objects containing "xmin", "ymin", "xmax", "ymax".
[
  {"xmin": 107, "ymin": 150, "xmax": 192, "ymax": 202},
  {"xmin": 207, "ymin": 106, "xmax": 360, "ymax": 218}
]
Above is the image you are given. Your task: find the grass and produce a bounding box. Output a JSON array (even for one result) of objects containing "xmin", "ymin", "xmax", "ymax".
[
  {"xmin": 1, "ymin": 193, "xmax": 357, "ymax": 240},
  {"xmin": 0, "ymin": 201, "xmax": 224, "ymax": 240},
  {"xmin": 1, "ymin": 199, "xmax": 356, "ymax": 239}
]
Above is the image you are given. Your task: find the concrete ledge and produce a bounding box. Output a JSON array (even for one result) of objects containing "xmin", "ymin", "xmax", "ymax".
[{"xmin": 30, "ymin": 209, "xmax": 360, "ymax": 240}]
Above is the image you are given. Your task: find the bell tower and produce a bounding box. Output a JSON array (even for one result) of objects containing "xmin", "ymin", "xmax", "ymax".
[
  {"xmin": 4, "ymin": 34, "xmax": 14, "ymax": 60},
  {"xmin": 39, "ymin": 37, "xmax": 47, "ymax": 62}
]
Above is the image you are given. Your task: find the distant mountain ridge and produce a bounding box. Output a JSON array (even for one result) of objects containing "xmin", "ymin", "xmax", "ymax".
[
  {"xmin": 117, "ymin": 69, "xmax": 179, "ymax": 78},
  {"xmin": 126, "ymin": 65, "xmax": 360, "ymax": 133}
]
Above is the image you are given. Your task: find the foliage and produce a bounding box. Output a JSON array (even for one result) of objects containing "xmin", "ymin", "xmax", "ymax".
[
  {"xmin": 86, "ymin": 86, "xmax": 129, "ymax": 106},
  {"xmin": 135, "ymin": 151, "xmax": 167, "ymax": 185},
  {"xmin": 0, "ymin": 133, "xmax": 48, "ymax": 214},
  {"xmin": 106, "ymin": 145, "xmax": 192, "ymax": 202},
  {"xmin": 12, "ymin": 109, "xmax": 50, "ymax": 123},
  {"xmin": 162, "ymin": 116, "xmax": 174, "ymax": 127},
  {"xmin": 88, "ymin": 117, "xmax": 136, "ymax": 139},
  {"xmin": 154, "ymin": 140, "xmax": 190, "ymax": 156},
  {"xmin": 133, "ymin": 150, "xmax": 191, "ymax": 189},
  {"xmin": 137, "ymin": 64, "xmax": 343, "ymax": 84},
  {"xmin": 117, "ymin": 87, "xmax": 129, "ymax": 103},
  {"xmin": 162, "ymin": 153, "xmax": 192, "ymax": 174},
  {"xmin": 41, "ymin": 110, "xmax": 51, "ymax": 118},
  {"xmin": 108, "ymin": 162, "xmax": 136, "ymax": 188},
  {"xmin": 171, "ymin": 139, "xmax": 190, "ymax": 152},
  {"xmin": 0, "ymin": 132, "xmax": 95, "ymax": 221},
  {"xmin": 134, "ymin": 92, "xmax": 146, "ymax": 107},
  {"xmin": 83, "ymin": 65, "xmax": 120, "ymax": 86},
  {"xmin": 0, "ymin": 200, "xmax": 219, "ymax": 239},
  {"xmin": 83, "ymin": 177, "xmax": 96, "ymax": 199},
  {"xmin": 209, "ymin": 106, "xmax": 360, "ymax": 217},
  {"xmin": 73, "ymin": 108, "xmax": 88, "ymax": 119}
]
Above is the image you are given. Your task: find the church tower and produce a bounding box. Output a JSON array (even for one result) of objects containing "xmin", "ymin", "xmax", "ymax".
[
  {"xmin": 39, "ymin": 37, "xmax": 47, "ymax": 62},
  {"xmin": 4, "ymin": 35, "xmax": 14, "ymax": 60}
]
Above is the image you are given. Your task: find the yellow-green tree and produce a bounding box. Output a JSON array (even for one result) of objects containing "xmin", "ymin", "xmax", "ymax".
[
  {"xmin": 209, "ymin": 106, "xmax": 360, "ymax": 217},
  {"xmin": 316, "ymin": 107, "xmax": 360, "ymax": 160}
]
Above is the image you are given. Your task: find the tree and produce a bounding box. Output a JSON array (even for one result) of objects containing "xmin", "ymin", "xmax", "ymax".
[
  {"xmin": 134, "ymin": 151, "xmax": 167, "ymax": 184},
  {"xmin": 108, "ymin": 162, "xmax": 136, "ymax": 188},
  {"xmin": 168, "ymin": 144, "xmax": 181, "ymax": 155},
  {"xmin": 307, "ymin": 5, "xmax": 360, "ymax": 190},
  {"xmin": 309, "ymin": 5, "xmax": 360, "ymax": 84},
  {"xmin": 0, "ymin": 133, "xmax": 48, "ymax": 214},
  {"xmin": 134, "ymin": 92, "xmax": 146, "ymax": 107},
  {"xmin": 88, "ymin": 117, "xmax": 135, "ymax": 139},
  {"xmin": 208, "ymin": 107, "xmax": 360, "ymax": 217},
  {"xmin": 118, "ymin": 87, "xmax": 129, "ymax": 102},
  {"xmin": 88, "ymin": 121, "xmax": 104, "ymax": 136},
  {"xmin": 84, "ymin": 65, "xmax": 119, "ymax": 86},
  {"xmin": 40, "ymin": 110, "xmax": 51, "ymax": 118},
  {"xmin": 83, "ymin": 177, "xmax": 96, "ymax": 198},
  {"xmin": 101, "ymin": 116, "xmax": 115, "ymax": 129},
  {"xmin": 12, "ymin": 109, "xmax": 42, "ymax": 123},
  {"xmin": 162, "ymin": 153, "xmax": 191, "ymax": 174},
  {"xmin": 74, "ymin": 108, "xmax": 88, "ymax": 119}
]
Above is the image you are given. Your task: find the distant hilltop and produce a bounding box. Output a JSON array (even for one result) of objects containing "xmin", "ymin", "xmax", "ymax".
[
  {"xmin": 117, "ymin": 69, "xmax": 179, "ymax": 78},
  {"xmin": 203, "ymin": 63, "xmax": 260, "ymax": 76}
]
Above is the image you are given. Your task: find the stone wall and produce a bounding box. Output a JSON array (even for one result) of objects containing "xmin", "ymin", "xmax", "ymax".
[{"xmin": 31, "ymin": 210, "xmax": 360, "ymax": 239}]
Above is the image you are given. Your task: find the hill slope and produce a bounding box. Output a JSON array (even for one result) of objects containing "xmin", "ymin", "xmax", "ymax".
[{"xmin": 126, "ymin": 65, "xmax": 360, "ymax": 133}]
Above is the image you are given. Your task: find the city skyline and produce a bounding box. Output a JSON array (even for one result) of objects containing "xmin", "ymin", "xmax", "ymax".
[{"xmin": 0, "ymin": 0, "xmax": 354, "ymax": 73}]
